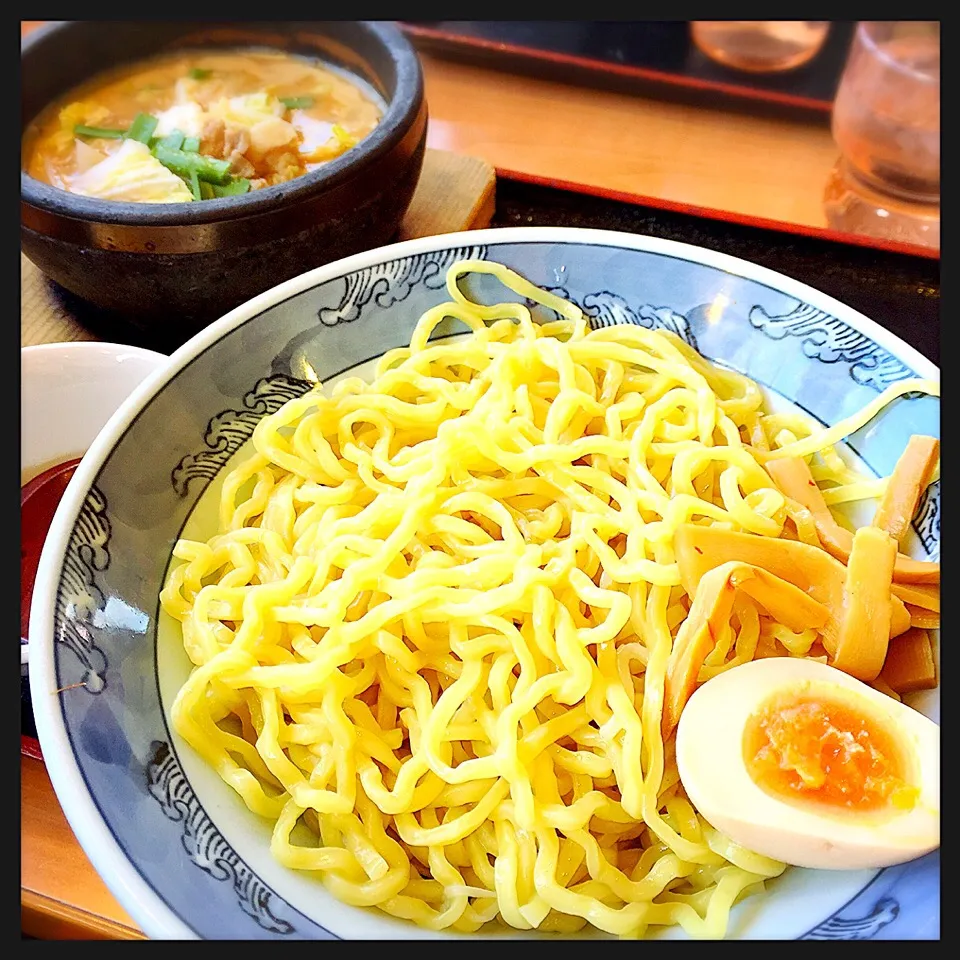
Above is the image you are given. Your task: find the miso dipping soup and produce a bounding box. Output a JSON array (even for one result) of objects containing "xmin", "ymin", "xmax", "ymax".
[{"xmin": 22, "ymin": 48, "xmax": 384, "ymax": 203}]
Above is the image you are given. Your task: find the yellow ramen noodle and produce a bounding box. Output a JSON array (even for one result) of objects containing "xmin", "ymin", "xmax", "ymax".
[{"xmin": 160, "ymin": 260, "xmax": 936, "ymax": 938}]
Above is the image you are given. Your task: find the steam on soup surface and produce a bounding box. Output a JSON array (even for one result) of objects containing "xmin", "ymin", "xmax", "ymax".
[{"xmin": 22, "ymin": 49, "xmax": 383, "ymax": 203}]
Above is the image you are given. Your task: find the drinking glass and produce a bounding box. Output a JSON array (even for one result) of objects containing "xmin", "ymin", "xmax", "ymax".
[
  {"xmin": 823, "ymin": 21, "xmax": 940, "ymax": 249},
  {"xmin": 690, "ymin": 21, "xmax": 830, "ymax": 73}
]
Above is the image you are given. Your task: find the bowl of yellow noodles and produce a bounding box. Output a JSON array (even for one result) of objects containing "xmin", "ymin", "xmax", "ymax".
[{"xmin": 29, "ymin": 226, "xmax": 940, "ymax": 940}]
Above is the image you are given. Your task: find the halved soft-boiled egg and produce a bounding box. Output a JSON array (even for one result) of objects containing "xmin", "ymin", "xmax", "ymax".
[{"xmin": 675, "ymin": 657, "xmax": 939, "ymax": 870}]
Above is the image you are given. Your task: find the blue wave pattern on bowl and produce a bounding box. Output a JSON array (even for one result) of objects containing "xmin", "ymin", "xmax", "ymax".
[{"xmin": 48, "ymin": 238, "xmax": 939, "ymax": 939}]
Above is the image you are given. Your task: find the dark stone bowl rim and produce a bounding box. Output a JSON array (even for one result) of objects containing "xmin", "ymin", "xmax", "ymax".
[{"xmin": 20, "ymin": 20, "xmax": 424, "ymax": 228}]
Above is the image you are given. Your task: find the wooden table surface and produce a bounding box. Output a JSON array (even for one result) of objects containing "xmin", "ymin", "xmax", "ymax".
[{"xmin": 19, "ymin": 19, "xmax": 849, "ymax": 940}]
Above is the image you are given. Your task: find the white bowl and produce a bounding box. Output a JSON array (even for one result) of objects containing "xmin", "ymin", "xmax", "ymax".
[
  {"xmin": 28, "ymin": 228, "xmax": 940, "ymax": 941},
  {"xmin": 21, "ymin": 341, "xmax": 167, "ymax": 484}
]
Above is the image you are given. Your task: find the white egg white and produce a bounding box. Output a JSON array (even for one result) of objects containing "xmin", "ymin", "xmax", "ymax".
[
  {"xmin": 290, "ymin": 109, "xmax": 334, "ymax": 155},
  {"xmin": 153, "ymin": 102, "xmax": 206, "ymax": 139},
  {"xmin": 675, "ymin": 657, "xmax": 939, "ymax": 870}
]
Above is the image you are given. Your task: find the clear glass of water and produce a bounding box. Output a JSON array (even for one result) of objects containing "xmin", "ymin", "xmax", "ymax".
[
  {"xmin": 690, "ymin": 21, "xmax": 831, "ymax": 73},
  {"xmin": 823, "ymin": 21, "xmax": 940, "ymax": 249}
]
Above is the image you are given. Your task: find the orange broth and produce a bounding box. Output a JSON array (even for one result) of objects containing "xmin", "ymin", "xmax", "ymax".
[{"xmin": 22, "ymin": 48, "xmax": 383, "ymax": 200}]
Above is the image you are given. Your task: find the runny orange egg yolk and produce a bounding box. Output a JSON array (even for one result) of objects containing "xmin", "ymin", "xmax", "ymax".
[{"xmin": 743, "ymin": 693, "xmax": 919, "ymax": 813}]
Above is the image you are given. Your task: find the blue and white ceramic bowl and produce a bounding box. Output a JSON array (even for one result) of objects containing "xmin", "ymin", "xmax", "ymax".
[{"xmin": 29, "ymin": 227, "xmax": 940, "ymax": 940}]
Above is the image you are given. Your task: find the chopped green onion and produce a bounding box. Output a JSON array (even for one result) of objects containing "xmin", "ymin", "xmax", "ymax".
[
  {"xmin": 189, "ymin": 169, "xmax": 201, "ymax": 202},
  {"xmin": 126, "ymin": 112, "xmax": 159, "ymax": 144},
  {"xmin": 199, "ymin": 180, "xmax": 216, "ymax": 200},
  {"xmin": 181, "ymin": 136, "xmax": 200, "ymax": 153},
  {"xmin": 151, "ymin": 144, "xmax": 233, "ymax": 185},
  {"xmin": 212, "ymin": 178, "xmax": 251, "ymax": 197},
  {"xmin": 188, "ymin": 68, "xmax": 212, "ymax": 80},
  {"xmin": 157, "ymin": 130, "xmax": 185, "ymax": 151},
  {"xmin": 279, "ymin": 96, "xmax": 315, "ymax": 110},
  {"xmin": 73, "ymin": 124, "xmax": 126, "ymax": 139}
]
